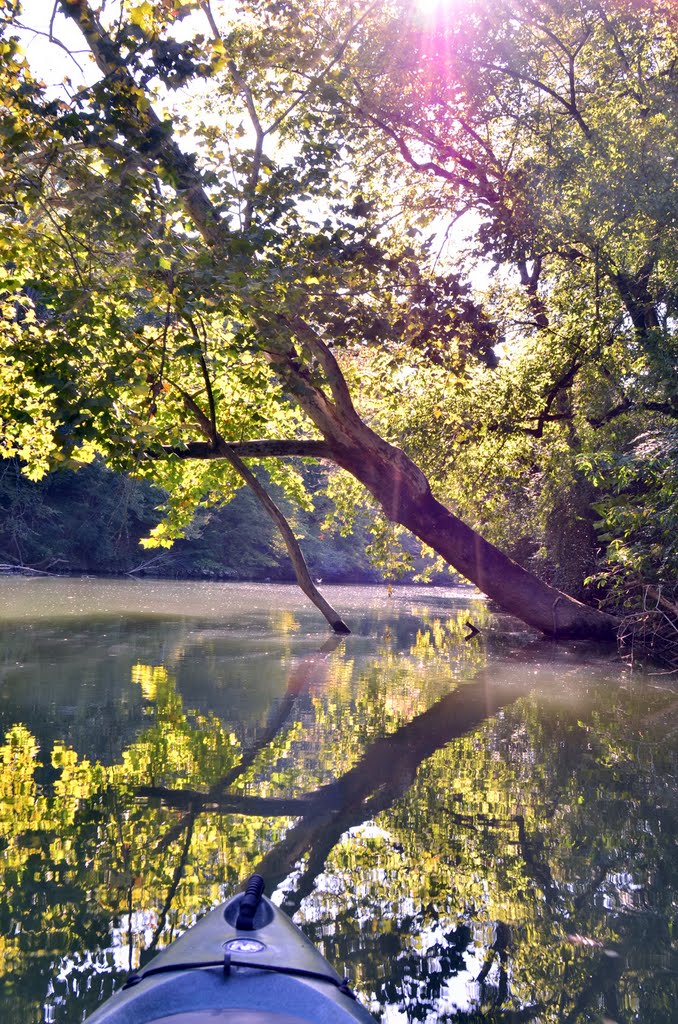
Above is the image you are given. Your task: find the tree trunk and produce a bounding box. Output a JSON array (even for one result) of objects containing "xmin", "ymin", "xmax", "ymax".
[
  {"xmin": 268, "ymin": 327, "xmax": 619, "ymax": 641},
  {"xmin": 324, "ymin": 424, "xmax": 618, "ymax": 640}
]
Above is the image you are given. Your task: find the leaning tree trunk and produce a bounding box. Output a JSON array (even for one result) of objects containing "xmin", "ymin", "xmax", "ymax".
[
  {"xmin": 339, "ymin": 438, "xmax": 618, "ymax": 639},
  {"xmin": 59, "ymin": 0, "xmax": 620, "ymax": 642},
  {"xmin": 271, "ymin": 326, "xmax": 620, "ymax": 642}
]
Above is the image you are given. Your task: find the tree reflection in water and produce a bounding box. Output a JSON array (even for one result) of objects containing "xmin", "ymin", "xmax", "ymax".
[{"xmin": 0, "ymin": 595, "xmax": 676, "ymax": 1024}]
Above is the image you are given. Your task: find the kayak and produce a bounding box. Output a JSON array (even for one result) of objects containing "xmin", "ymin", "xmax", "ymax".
[{"xmin": 85, "ymin": 874, "xmax": 376, "ymax": 1023}]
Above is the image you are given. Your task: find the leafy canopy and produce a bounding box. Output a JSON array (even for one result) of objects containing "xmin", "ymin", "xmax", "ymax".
[{"xmin": 0, "ymin": 0, "xmax": 676, "ymax": 603}]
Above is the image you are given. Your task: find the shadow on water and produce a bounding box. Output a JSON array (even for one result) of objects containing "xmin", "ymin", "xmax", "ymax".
[{"xmin": 0, "ymin": 579, "xmax": 676, "ymax": 1023}]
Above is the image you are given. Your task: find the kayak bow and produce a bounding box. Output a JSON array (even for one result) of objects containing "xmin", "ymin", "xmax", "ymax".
[{"xmin": 85, "ymin": 874, "xmax": 376, "ymax": 1023}]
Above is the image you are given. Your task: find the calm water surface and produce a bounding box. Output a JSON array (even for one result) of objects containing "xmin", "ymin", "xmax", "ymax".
[{"xmin": 0, "ymin": 578, "xmax": 676, "ymax": 1023}]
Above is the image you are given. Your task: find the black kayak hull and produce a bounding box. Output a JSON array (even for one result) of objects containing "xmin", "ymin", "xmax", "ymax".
[{"xmin": 85, "ymin": 881, "xmax": 375, "ymax": 1023}]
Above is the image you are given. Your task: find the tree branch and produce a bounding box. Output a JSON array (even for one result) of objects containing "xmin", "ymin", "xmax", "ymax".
[
  {"xmin": 474, "ymin": 59, "xmax": 593, "ymax": 139},
  {"xmin": 288, "ymin": 316, "xmax": 359, "ymax": 424},
  {"xmin": 265, "ymin": 0, "xmax": 382, "ymax": 136},
  {"xmin": 212, "ymin": 436, "xmax": 350, "ymax": 632},
  {"xmin": 358, "ymin": 108, "xmax": 500, "ymax": 204},
  {"xmin": 588, "ymin": 399, "xmax": 678, "ymax": 428},
  {"xmin": 162, "ymin": 377, "xmax": 350, "ymax": 633},
  {"xmin": 138, "ymin": 787, "xmax": 319, "ymax": 816},
  {"xmin": 520, "ymin": 359, "xmax": 582, "ymax": 437},
  {"xmin": 198, "ymin": 1, "xmax": 264, "ymax": 231},
  {"xmin": 157, "ymin": 439, "xmax": 332, "ymax": 460},
  {"xmin": 59, "ymin": 0, "xmax": 225, "ymax": 244}
]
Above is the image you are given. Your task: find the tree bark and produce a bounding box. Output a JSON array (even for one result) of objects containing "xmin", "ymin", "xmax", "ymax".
[
  {"xmin": 343, "ymin": 462, "xmax": 612, "ymax": 638},
  {"xmin": 167, "ymin": 394, "xmax": 618, "ymax": 639},
  {"xmin": 267, "ymin": 325, "xmax": 619, "ymax": 640},
  {"xmin": 324, "ymin": 423, "xmax": 619, "ymax": 640}
]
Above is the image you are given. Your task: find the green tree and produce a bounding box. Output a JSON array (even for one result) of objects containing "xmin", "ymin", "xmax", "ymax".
[
  {"xmin": 333, "ymin": 0, "xmax": 677, "ymax": 614},
  {"xmin": 4, "ymin": 0, "xmax": 664, "ymax": 640}
]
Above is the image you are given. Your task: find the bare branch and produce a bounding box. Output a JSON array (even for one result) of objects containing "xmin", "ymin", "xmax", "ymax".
[
  {"xmin": 159, "ymin": 373, "xmax": 350, "ymax": 632},
  {"xmin": 359, "ymin": 108, "xmax": 500, "ymax": 204},
  {"xmin": 474, "ymin": 59, "xmax": 593, "ymax": 138},
  {"xmin": 184, "ymin": 315, "xmax": 218, "ymax": 444},
  {"xmin": 212, "ymin": 436, "xmax": 350, "ymax": 633},
  {"xmin": 14, "ymin": 17, "xmax": 87, "ymax": 71}
]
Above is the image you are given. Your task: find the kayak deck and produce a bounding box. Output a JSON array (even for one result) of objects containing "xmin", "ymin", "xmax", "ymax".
[
  {"xmin": 85, "ymin": 876, "xmax": 375, "ymax": 1023},
  {"xmin": 138, "ymin": 1014, "xmax": 329, "ymax": 1023}
]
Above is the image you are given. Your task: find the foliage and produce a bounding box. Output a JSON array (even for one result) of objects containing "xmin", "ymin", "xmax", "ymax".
[
  {"xmin": 327, "ymin": 0, "xmax": 678, "ymax": 603},
  {"xmin": 0, "ymin": 0, "xmax": 675, "ymax": 634},
  {"xmin": 582, "ymin": 428, "xmax": 678, "ymax": 594},
  {"xmin": 0, "ymin": 456, "xmax": 456, "ymax": 582}
]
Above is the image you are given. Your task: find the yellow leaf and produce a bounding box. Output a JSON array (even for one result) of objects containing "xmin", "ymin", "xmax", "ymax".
[{"xmin": 130, "ymin": 1, "xmax": 154, "ymax": 32}]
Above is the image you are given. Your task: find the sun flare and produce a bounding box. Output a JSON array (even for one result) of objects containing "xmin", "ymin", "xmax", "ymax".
[{"xmin": 412, "ymin": 0, "xmax": 459, "ymax": 14}]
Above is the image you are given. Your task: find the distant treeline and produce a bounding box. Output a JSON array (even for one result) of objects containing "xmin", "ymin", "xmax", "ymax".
[{"xmin": 0, "ymin": 458, "xmax": 453, "ymax": 584}]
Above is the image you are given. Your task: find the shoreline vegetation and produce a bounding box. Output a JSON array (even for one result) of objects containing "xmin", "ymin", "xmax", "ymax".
[
  {"xmin": 0, "ymin": 458, "xmax": 459, "ymax": 586},
  {"xmin": 2, "ymin": 458, "xmax": 675, "ymax": 674}
]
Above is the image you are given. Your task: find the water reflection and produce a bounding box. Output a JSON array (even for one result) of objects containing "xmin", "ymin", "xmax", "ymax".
[{"xmin": 0, "ymin": 579, "xmax": 676, "ymax": 1024}]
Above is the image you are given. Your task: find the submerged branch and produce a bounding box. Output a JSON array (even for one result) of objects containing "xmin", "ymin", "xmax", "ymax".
[
  {"xmin": 212, "ymin": 438, "xmax": 350, "ymax": 634},
  {"xmin": 167, "ymin": 383, "xmax": 349, "ymax": 634}
]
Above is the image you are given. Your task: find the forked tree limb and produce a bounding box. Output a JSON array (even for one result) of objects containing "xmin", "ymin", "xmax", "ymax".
[{"xmin": 173, "ymin": 382, "xmax": 350, "ymax": 634}]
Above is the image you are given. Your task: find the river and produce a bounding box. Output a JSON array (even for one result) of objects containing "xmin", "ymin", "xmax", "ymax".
[{"xmin": 0, "ymin": 578, "xmax": 675, "ymax": 1023}]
